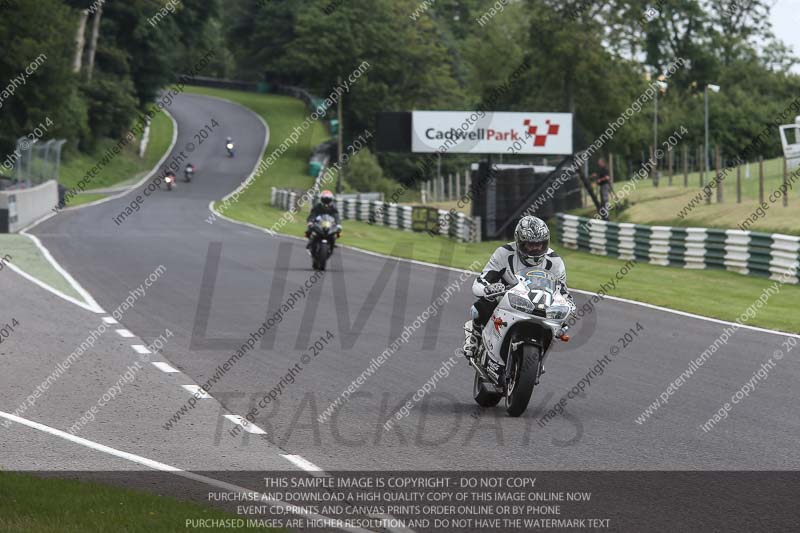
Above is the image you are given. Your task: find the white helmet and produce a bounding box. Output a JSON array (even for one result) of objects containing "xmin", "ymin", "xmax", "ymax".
[{"xmin": 514, "ymin": 216, "xmax": 550, "ymax": 266}]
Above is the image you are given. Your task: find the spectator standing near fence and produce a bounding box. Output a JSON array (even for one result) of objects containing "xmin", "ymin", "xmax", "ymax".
[{"xmin": 592, "ymin": 158, "xmax": 612, "ymax": 220}]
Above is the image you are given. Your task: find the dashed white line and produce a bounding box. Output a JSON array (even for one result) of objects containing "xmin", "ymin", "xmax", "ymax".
[
  {"xmin": 281, "ymin": 454, "xmax": 326, "ymax": 475},
  {"xmin": 224, "ymin": 415, "xmax": 267, "ymax": 434},
  {"xmin": 131, "ymin": 345, "xmax": 151, "ymax": 355},
  {"xmin": 115, "ymin": 329, "xmax": 135, "ymax": 338},
  {"xmin": 152, "ymin": 362, "xmax": 179, "ymax": 373},
  {"xmin": 182, "ymin": 385, "xmax": 211, "ymax": 399},
  {"xmin": 102, "ymin": 317, "xmax": 118, "ymax": 324}
]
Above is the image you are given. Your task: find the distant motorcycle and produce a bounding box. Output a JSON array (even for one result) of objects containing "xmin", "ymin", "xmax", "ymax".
[
  {"xmin": 164, "ymin": 172, "xmax": 176, "ymax": 191},
  {"xmin": 184, "ymin": 164, "xmax": 195, "ymax": 182},
  {"xmin": 226, "ymin": 141, "xmax": 235, "ymax": 158},
  {"xmin": 470, "ymin": 268, "xmax": 571, "ymax": 416},
  {"xmin": 308, "ymin": 214, "xmax": 340, "ymax": 271}
]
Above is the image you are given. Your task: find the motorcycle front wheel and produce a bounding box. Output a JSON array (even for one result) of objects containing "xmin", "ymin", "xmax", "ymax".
[
  {"xmin": 316, "ymin": 242, "xmax": 330, "ymax": 271},
  {"xmin": 505, "ymin": 343, "xmax": 541, "ymax": 417}
]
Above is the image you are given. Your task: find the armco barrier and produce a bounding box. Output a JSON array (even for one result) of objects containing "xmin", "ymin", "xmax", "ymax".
[
  {"xmin": 0, "ymin": 180, "xmax": 58, "ymax": 233},
  {"xmin": 556, "ymin": 213, "xmax": 800, "ymax": 284},
  {"xmin": 272, "ymin": 187, "xmax": 479, "ymax": 242}
]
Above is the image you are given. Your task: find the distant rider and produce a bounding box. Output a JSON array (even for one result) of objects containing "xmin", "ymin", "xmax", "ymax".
[
  {"xmin": 305, "ymin": 190, "xmax": 341, "ymax": 249},
  {"xmin": 462, "ymin": 216, "xmax": 576, "ymax": 360}
]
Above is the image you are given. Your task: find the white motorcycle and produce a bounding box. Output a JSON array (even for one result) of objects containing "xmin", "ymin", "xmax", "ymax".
[{"xmin": 470, "ymin": 267, "xmax": 571, "ymax": 416}]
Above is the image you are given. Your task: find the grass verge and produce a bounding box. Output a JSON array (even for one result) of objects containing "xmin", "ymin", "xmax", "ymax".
[
  {"xmin": 0, "ymin": 472, "xmax": 277, "ymax": 533},
  {"xmin": 59, "ymin": 110, "xmax": 173, "ymax": 191},
  {"xmin": 590, "ymin": 156, "xmax": 800, "ymax": 235},
  {"xmin": 66, "ymin": 193, "xmax": 107, "ymax": 207},
  {"xmin": 192, "ymin": 86, "xmax": 800, "ymax": 334},
  {"xmin": 0, "ymin": 235, "xmax": 81, "ymax": 301}
]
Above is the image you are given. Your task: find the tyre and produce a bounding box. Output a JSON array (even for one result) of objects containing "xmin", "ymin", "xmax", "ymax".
[
  {"xmin": 317, "ymin": 242, "xmax": 330, "ymax": 271},
  {"xmin": 473, "ymin": 371, "xmax": 502, "ymax": 407},
  {"xmin": 505, "ymin": 343, "xmax": 541, "ymax": 417}
]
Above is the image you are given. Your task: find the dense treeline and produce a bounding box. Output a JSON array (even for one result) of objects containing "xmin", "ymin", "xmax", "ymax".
[
  {"xmin": 0, "ymin": 0, "xmax": 223, "ymax": 158},
  {"xmin": 223, "ymin": 0, "xmax": 800, "ymax": 183},
  {"xmin": 1, "ymin": 0, "xmax": 798, "ymax": 186}
]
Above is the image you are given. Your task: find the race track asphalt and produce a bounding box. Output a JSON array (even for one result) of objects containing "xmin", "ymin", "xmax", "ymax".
[{"xmin": 24, "ymin": 93, "xmax": 800, "ymax": 478}]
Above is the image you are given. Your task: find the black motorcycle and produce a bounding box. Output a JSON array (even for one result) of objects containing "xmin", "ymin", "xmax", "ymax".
[
  {"xmin": 184, "ymin": 164, "xmax": 194, "ymax": 182},
  {"xmin": 308, "ymin": 214, "xmax": 339, "ymax": 271}
]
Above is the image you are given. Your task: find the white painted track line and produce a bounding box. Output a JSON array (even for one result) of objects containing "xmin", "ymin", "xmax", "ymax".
[
  {"xmin": 0, "ymin": 409, "xmax": 371, "ymax": 533},
  {"xmin": 3, "ymin": 262, "xmax": 100, "ymax": 314},
  {"xmin": 280, "ymin": 454, "xmax": 326, "ymax": 475},
  {"xmin": 152, "ymin": 362, "xmax": 179, "ymax": 373},
  {"xmin": 102, "ymin": 316, "xmax": 118, "ymax": 324},
  {"xmin": 17, "ymin": 231, "xmax": 105, "ymax": 314},
  {"xmin": 224, "ymin": 415, "xmax": 267, "ymax": 435},
  {"xmin": 131, "ymin": 345, "xmax": 151, "ymax": 355},
  {"xmin": 115, "ymin": 329, "xmax": 135, "ymax": 338},
  {"xmin": 181, "ymin": 385, "xmax": 211, "ymax": 399}
]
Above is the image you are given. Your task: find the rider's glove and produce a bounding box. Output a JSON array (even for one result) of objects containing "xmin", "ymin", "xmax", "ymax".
[{"xmin": 483, "ymin": 282, "xmax": 506, "ymax": 300}]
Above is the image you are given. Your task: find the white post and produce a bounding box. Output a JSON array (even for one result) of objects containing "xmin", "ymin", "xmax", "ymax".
[{"xmin": 448, "ymin": 173, "xmax": 454, "ymax": 201}]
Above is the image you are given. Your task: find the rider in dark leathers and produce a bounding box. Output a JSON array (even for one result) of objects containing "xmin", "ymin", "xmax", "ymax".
[{"xmin": 306, "ymin": 190, "xmax": 341, "ymax": 248}]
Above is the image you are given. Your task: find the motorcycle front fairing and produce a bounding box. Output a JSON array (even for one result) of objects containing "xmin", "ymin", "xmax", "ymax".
[{"xmin": 479, "ymin": 272, "xmax": 569, "ymax": 382}]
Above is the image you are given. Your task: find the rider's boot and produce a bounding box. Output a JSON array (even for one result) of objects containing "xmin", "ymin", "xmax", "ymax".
[{"xmin": 461, "ymin": 320, "xmax": 481, "ymax": 361}]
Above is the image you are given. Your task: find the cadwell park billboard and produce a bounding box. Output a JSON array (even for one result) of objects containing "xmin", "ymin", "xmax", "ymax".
[{"xmin": 411, "ymin": 111, "xmax": 573, "ymax": 155}]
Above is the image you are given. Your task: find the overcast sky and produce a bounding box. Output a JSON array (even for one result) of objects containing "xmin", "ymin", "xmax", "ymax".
[{"xmin": 768, "ymin": 0, "xmax": 800, "ymax": 72}]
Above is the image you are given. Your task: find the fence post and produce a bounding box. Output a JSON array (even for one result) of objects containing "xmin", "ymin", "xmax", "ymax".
[
  {"xmin": 683, "ymin": 145, "xmax": 688, "ymax": 187},
  {"xmin": 736, "ymin": 163, "xmax": 741, "ymax": 204},
  {"xmin": 759, "ymin": 157, "xmax": 764, "ymax": 204},
  {"xmin": 455, "ymin": 171, "xmax": 461, "ymax": 201},
  {"xmin": 783, "ymin": 157, "xmax": 789, "ymax": 207}
]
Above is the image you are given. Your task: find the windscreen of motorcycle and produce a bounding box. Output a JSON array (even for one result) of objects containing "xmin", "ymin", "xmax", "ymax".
[{"xmin": 519, "ymin": 267, "xmax": 557, "ymax": 292}]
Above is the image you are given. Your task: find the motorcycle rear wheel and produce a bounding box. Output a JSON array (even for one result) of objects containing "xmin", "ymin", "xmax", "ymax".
[{"xmin": 505, "ymin": 343, "xmax": 541, "ymax": 417}]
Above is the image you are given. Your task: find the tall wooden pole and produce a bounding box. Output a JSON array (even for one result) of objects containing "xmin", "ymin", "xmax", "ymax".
[
  {"xmin": 736, "ymin": 163, "xmax": 741, "ymax": 204},
  {"xmin": 336, "ymin": 76, "xmax": 343, "ymax": 194},
  {"xmin": 715, "ymin": 146, "xmax": 722, "ymax": 203}
]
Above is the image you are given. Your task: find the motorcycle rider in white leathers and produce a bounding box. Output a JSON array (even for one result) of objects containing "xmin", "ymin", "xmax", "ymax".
[{"xmin": 462, "ymin": 216, "xmax": 576, "ymax": 360}]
